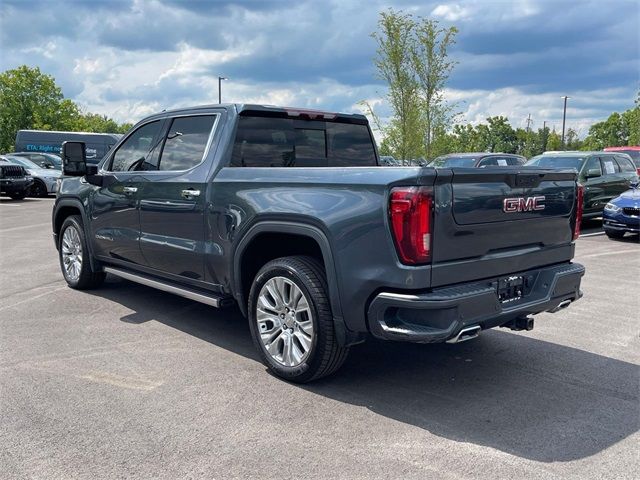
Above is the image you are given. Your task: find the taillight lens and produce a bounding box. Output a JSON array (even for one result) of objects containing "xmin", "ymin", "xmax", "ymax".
[
  {"xmin": 389, "ymin": 186, "xmax": 433, "ymax": 264},
  {"xmin": 573, "ymin": 183, "xmax": 584, "ymax": 240}
]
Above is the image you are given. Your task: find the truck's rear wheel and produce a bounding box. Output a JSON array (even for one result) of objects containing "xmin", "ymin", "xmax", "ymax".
[
  {"xmin": 59, "ymin": 215, "xmax": 105, "ymax": 290},
  {"xmin": 248, "ymin": 256, "xmax": 349, "ymax": 383}
]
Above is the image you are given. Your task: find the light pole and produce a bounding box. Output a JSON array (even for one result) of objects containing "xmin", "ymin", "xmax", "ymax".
[
  {"xmin": 218, "ymin": 76, "xmax": 228, "ymax": 104},
  {"xmin": 561, "ymin": 96, "xmax": 570, "ymax": 149}
]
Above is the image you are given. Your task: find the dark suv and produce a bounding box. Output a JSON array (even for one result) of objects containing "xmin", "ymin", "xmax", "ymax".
[
  {"xmin": 429, "ymin": 152, "xmax": 526, "ymax": 168},
  {"xmin": 0, "ymin": 156, "xmax": 33, "ymax": 200},
  {"xmin": 526, "ymin": 151, "xmax": 639, "ymax": 219}
]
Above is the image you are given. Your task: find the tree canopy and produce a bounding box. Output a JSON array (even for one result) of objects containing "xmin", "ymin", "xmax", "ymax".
[{"xmin": 0, "ymin": 65, "xmax": 131, "ymax": 152}]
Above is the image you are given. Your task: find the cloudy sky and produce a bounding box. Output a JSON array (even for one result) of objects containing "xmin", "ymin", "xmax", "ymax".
[{"xmin": 1, "ymin": 0, "xmax": 638, "ymax": 137}]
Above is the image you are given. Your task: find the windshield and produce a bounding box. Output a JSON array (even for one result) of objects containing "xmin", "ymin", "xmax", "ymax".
[
  {"xmin": 6, "ymin": 157, "xmax": 41, "ymax": 169},
  {"xmin": 526, "ymin": 155, "xmax": 584, "ymax": 171},
  {"xmin": 429, "ymin": 156, "xmax": 477, "ymax": 168}
]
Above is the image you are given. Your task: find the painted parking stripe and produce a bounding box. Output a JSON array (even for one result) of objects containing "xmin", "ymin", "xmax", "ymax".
[{"xmin": 580, "ymin": 231, "xmax": 605, "ymax": 237}]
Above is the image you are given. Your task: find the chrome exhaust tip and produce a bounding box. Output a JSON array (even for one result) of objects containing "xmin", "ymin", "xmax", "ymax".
[
  {"xmin": 446, "ymin": 325, "xmax": 481, "ymax": 344},
  {"xmin": 548, "ymin": 299, "xmax": 572, "ymax": 313}
]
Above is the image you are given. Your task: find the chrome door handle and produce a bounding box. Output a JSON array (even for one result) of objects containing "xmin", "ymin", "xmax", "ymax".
[
  {"xmin": 181, "ymin": 189, "xmax": 201, "ymax": 199},
  {"xmin": 123, "ymin": 186, "xmax": 138, "ymax": 194}
]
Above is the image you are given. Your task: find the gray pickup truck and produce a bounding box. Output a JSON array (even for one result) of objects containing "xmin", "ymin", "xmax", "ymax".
[{"xmin": 53, "ymin": 104, "xmax": 585, "ymax": 382}]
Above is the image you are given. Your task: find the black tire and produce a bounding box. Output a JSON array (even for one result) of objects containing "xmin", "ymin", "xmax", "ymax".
[
  {"xmin": 248, "ymin": 256, "xmax": 349, "ymax": 383},
  {"xmin": 30, "ymin": 179, "xmax": 48, "ymax": 198},
  {"xmin": 604, "ymin": 229, "xmax": 625, "ymax": 239},
  {"xmin": 58, "ymin": 215, "xmax": 106, "ymax": 289},
  {"xmin": 9, "ymin": 191, "xmax": 27, "ymax": 200}
]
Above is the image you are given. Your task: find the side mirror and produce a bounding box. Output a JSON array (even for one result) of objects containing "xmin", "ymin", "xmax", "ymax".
[
  {"xmin": 585, "ymin": 168, "xmax": 601, "ymax": 179},
  {"xmin": 630, "ymin": 180, "xmax": 639, "ymax": 189},
  {"xmin": 62, "ymin": 141, "xmax": 87, "ymax": 176}
]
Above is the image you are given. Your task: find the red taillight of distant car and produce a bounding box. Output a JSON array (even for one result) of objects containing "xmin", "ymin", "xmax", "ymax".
[
  {"xmin": 389, "ymin": 186, "xmax": 433, "ymax": 264},
  {"xmin": 573, "ymin": 183, "xmax": 584, "ymax": 240}
]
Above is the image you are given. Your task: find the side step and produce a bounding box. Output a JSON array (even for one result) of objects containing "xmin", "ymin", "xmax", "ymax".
[{"xmin": 103, "ymin": 266, "xmax": 235, "ymax": 308}]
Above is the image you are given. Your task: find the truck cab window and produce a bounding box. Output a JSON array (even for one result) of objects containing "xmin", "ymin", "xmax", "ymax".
[
  {"xmin": 110, "ymin": 121, "xmax": 163, "ymax": 172},
  {"xmin": 158, "ymin": 115, "xmax": 216, "ymax": 171}
]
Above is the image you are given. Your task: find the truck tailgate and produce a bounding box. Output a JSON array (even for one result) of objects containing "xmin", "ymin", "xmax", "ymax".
[{"xmin": 431, "ymin": 167, "xmax": 578, "ymax": 287}]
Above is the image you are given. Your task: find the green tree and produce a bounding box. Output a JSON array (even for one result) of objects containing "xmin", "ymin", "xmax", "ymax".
[
  {"xmin": 363, "ymin": 10, "xmax": 422, "ymax": 161},
  {"xmin": 0, "ymin": 65, "xmax": 132, "ymax": 151},
  {"xmin": 546, "ymin": 130, "xmax": 562, "ymax": 150},
  {"xmin": 0, "ymin": 66, "xmax": 66, "ymax": 151},
  {"xmin": 363, "ymin": 10, "xmax": 457, "ymax": 160},
  {"xmin": 412, "ymin": 19, "xmax": 458, "ymax": 159}
]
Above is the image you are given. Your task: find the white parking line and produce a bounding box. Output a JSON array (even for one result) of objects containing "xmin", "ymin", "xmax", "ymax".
[
  {"xmin": 581, "ymin": 249, "xmax": 639, "ymax": 259},
  {"xmin": 0, "ymin": 222, "xmax": 50, "ymax": 233},
  {"xmin": 581, "ymin": 231, "xmax": 605, "ymax": 238}
]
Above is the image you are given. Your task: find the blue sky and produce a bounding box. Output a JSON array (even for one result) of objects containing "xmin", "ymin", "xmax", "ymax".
[{"xmin": 1, "ymin": 0, "xmax": 638, "ymax": 137}]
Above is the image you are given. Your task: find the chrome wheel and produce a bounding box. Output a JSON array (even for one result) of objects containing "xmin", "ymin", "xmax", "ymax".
[
  {"xmin": 61, "ymin": 225, "xmax": 83, "ymax": 282},
  {"xmin": 256, "ymin": 276, "xmax": 314, "ymax": 367}
]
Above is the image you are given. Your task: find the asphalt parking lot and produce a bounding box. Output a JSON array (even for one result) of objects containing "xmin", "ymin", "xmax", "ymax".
[{"xmin": 1, "ymin": 197, "xmax": 638, "ymax": 480}]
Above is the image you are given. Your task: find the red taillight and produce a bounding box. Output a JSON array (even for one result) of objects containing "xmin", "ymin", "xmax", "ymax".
[
  {"xmin": 389, "ymin": 186, "xmax": 433, "ymax": 264},
  {"xmin": 573, "ymin": 183, "xmax": 584, "ymax": 240},
  {"xmin": 636, "ymin": 168, "xmax": 640, "ymax": 176}
]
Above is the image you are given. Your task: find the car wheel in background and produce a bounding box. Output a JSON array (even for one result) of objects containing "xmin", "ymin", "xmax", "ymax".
[
  {"xmin": 248, "ymin": 255, "xmax": 349, "ymax": 383},
  {"xmin": 30, "ymin": 179, "xmax": 48, "ymax": 197},
  {"xmin": 58, "ymin": 215, "xmax": 106, "ymax": 289}
]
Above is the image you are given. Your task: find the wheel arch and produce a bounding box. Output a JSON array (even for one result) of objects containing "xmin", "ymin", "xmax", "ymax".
[
  {"xmin": 232, "ymin": 221, "xmax": 363, "ymax": 346},
  {"xmin": 53, "ymin": 198, "xmax": 100, "ymax": 271}
]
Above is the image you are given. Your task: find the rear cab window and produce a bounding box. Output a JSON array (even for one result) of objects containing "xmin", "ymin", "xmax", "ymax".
[{"xmin": 230, "ymin": 113, "xmax": 377, "ymax": 167}]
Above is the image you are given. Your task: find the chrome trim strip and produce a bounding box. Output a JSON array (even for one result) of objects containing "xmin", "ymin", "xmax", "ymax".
[{"xmin": 104, "ymin": 266, "xmax": 222, "ymax": 308}]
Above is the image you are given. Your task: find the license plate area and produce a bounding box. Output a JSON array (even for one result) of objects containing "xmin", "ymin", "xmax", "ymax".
[{"xmin": 497, "ymin": 275, "xmax": 524, "ymax": 303}]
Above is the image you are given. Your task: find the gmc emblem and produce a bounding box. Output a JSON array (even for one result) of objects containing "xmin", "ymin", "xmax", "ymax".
[{"xmin": 503, "ymin": 196, "xmax": 545, "ymax": 213}]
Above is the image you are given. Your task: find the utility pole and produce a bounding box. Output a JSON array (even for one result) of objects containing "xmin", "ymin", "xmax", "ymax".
[
  {"xmin": 526, "ymin": 113, "xmax": 532, "ymax": 133},
  {"xmin": 218, "ymin": 76, "xmax": 228, "ymax": 104},
  {"xmin": 561, "ymin": 96, "xmax": 570, "ymax": 149}
]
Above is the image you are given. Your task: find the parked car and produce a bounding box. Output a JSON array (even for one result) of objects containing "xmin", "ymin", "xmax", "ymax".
[
  {"xmin": 379, "ymin": 155, "xmax": 400, "ymax": 166},
  {"xmin": 603, "ymin": 146, "xmax": 640, "ymax": 174},
  {"xmin": 526, "ymin": 151, "xmax": 638, "ymax": 219},
  {"xmin": 9, "ymin": 151, "xmax": 62, "ymax": 170},
  {"xmin": 53, "ymin": 103, "xmax": 585, "ymax": 382},
  {"xmin": 0, "ymin": 155, "xmax": 60, "ymax": 197},
  {"xmin": 602, "ymin": 183, "xmax": 640, "ymax": 238},
  {"xmin": 0, "ymin": 156, "xmax": 33, "ymax": 200},
  {"xmin": 429, "ymin": 152, "xmax": 526, "ymax": 168}
]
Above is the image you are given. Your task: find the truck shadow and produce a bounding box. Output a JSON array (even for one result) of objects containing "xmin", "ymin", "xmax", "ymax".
[{"xmin": 90, "ymin": 276, "xmax": 638, "ymax": 464}]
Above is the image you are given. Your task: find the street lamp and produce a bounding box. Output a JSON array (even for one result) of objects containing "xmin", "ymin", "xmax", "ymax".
[
  {"xmin": 218, "ymin": 76, "xmax": 228, "ymax": 104},
  {"xmin": 561, "ymin": 96, "xmax": 570, "ymax": 149}
]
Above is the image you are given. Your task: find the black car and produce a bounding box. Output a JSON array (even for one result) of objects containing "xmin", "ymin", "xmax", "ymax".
[
  {"xmin": 0, "ymin": 155, "xmax": 33, "ymax": 200},
  {"xmin": 429, "ymin": 152, "xmax": 526, "ymax": 168}
]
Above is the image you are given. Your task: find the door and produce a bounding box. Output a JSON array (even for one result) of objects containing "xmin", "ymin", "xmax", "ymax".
[
  {"xmin": 581, "ymin": 156, "xmax": 607, "ymax": 215},
  {"xmin": 138, "ymin": 114, "xmax": 218, "ymax": 281},
  {"xmin": 90, "ymin": 120, "xmax": 166, "ymax": 265},
  {"xmin": 599, "ymin": 155, "xmax": 628, "ymax": 201}
]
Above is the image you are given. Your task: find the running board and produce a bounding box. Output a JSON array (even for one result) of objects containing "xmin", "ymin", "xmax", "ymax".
[{"xmin": 103, "ymin": 266, "xmax": 234, "ymax": 308}]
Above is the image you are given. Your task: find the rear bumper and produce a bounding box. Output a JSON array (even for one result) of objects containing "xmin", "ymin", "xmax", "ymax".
[{"xmin": 368, "ymin": 262, "xmax": 585, "ymax": 343}]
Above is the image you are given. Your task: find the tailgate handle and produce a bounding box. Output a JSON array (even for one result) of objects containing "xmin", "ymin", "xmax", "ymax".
[{"xmin": 515, "ymin": 174, "xmax": 543, "ymax": 188}]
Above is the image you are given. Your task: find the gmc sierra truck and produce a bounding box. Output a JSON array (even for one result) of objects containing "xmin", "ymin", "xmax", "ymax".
[{"xmin": 53, "ymin": 104, "xmax": 585, "ymax": 382}]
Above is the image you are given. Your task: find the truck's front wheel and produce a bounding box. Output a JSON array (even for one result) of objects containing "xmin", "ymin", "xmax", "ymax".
[
  {"xmin": 248, "ymin": 256, "xmax": 349, "ymax": 383},
  {"xmin": 59, "ymin": 215, "xmax": 106, "ymax": 290}
]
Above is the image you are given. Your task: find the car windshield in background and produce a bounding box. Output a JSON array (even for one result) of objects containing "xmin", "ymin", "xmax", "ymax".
[
  {"xmin": 526, "ymin": 156, "xmax": 585, "ymax": 171},
  {"xmin": 4, "ymin": 157, "xmax": 41, "ymax": 170},
  {"xmin": 429, "ymin": 156, "xmax": 477, "ymax": 168}
]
